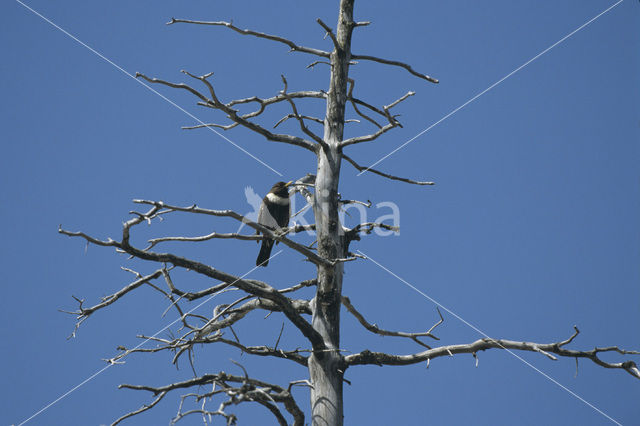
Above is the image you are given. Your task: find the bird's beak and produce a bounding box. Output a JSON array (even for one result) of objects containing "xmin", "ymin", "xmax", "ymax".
[{"xmin": 285, "ymin": 181, "xmax": 293, "ymax": 187}]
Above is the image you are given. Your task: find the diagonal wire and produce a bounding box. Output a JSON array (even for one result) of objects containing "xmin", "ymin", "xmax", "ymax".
[
  {"xmin": 17, "ymin": 251, "xmax": 283, "ymax": 425},
  {"xmin": 357, "ymin": 250, "xmax": 622, "ymax": 426},
  {"xmin": 357, "ymin": 0, "xmax": 624, "ymax": 175},
  {"xmin": 15, "ymin": 0, "xmax": 283, "ymax": 177}
]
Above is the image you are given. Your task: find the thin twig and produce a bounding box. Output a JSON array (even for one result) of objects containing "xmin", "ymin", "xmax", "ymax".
[{"xmin": 342, "ymin": 154, "xmax": 435, "ymax": 185}]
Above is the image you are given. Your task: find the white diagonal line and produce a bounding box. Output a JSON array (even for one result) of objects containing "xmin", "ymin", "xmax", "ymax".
[
  {"xmin": 17, "ymin": 250, "xmax": 283, "ymax": 425},
  {"xmin": 15, "ymin": 0, "xmax": 283, "ymax": 177},
  {"xmin": 357, "ymin": 250, "xmax": 622, "ymax": 425},
  {"xmin": 357, "ymin": 0, "xmax": 624, "ymax": 175}
]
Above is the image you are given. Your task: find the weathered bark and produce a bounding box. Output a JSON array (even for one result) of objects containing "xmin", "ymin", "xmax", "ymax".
[{"xmin": 309, "ymin": 1, "xmax": 354, "ymax": 425}]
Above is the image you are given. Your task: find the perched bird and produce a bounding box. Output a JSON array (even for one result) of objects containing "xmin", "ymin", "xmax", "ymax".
[{"xmin": 256, "ymin": 181, "xmax": 292, "ymax": 266}]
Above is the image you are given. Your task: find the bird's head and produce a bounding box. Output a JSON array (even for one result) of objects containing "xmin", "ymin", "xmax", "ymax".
[{"xmin": 269, "ymin": 181, "xmax": 293, "ymax": 197}]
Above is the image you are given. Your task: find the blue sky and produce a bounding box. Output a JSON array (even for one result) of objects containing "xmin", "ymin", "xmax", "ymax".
[{"xmin": 2, "ymin": 1, "xmax": 639, "ymax": 425}]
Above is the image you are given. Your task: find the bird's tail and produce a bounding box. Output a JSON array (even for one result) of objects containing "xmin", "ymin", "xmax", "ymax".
[{"xmin": 256, "ymin": 239, "xmax": 274, "ymax": 267}]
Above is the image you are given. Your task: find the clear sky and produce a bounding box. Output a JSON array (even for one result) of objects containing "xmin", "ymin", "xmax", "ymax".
[{"xmin": 2, "ymin": 1, "xmax": 639, "ymax": 425}]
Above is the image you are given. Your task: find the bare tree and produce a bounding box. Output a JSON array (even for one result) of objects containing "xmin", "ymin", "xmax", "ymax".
[{"xmin": 60, "ymin": 1, "xmax": 639, "ymax": 425}]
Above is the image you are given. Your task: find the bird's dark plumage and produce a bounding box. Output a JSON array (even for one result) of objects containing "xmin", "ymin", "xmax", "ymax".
[{"xmin": 256, "ymin": 181, "xmax": 292, "ymax": 266}]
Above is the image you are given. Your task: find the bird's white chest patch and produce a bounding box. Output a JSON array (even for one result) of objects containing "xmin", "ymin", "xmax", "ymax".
[{"xmin": 266, "ymin": 193, "xmax": 290, "ymax": 205}]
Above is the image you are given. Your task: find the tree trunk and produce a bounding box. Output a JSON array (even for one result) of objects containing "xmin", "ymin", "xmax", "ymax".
[{"xmin": 309, "ymin": 1, "xmax": 354, "ymax": 425}]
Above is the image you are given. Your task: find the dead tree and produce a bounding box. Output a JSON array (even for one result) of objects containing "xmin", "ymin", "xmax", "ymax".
[{"xmin": 60, "ymin": 1, "xmax": 639, "ymax": 425}]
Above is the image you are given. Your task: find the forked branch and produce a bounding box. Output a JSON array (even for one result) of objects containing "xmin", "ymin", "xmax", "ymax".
[
  {"xmin": 280, "ymin": 75, "xmax": 326, "ymax": 146},
  {"xmin": 341, "ymin": 91, "xmax": 415, "ymax": 147},
  {"xmin": 185, "ymin": 89, "xmax": 327, "ymax": 131},
  {"xmin": 343, "ymin": 296, "xmax": 443, "ymax": 349},
  {"xmin": 345, "ymin": 326, "xmax": 640, "ymax": 380},
  {"xmin": 116, "ymin": 371, "xmax": 304, "ymax": 426},
  {"xmin": 59, "ymin": 269, "xmax": 164, "ymax": 338},
  {"xmin": 59, "ymin": 203, "xmax": 326, "ymax": 351},
  {"xmin": 135, "ymin": 72, "xmax": 318, "ymax": 153},
  {"xmin": 197, "ymin": 298, "xmax": 312, "ymax": 341},
  {"xmin": 106, "ymin": 294, "xmax": 312, "ymax": 368}
]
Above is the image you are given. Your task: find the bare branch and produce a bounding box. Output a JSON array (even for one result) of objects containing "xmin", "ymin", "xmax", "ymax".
[
  {"xmin": 274, "ymin": 322, "xmax": 285, "ymax": 350},
  {"xmin": 147, "ymin": 225, "xmax": 315, "ymax": 253},
  {"xmin": 307, "ymin": 60, "xmax": 331, "ymax": 69},
  {"xmin": 280, "ymin": 75, "xmax": 326, "ymax": 146},
  {"xmin": 256, "ymin": 401, "xmax": 288, "ymax": 426},
  {"xmin": 340, "ymin": 124, "xmax": 395, "ymax": 146},
  {"xmin": 171, "ymin": 389, "xmax": 238, "ymax": 426},
  {"xmin": 282, "ymin": 223, "xmax": 316, "ymax": 236},
  {"xmin": 195, "ymin": 295, "xmax": 255, "ymax": 339},
  {"xmin": 342, "ymin": 153, "xmax": 435, "ymax": 185},
  {"xmin": 332, "ymin": 255, "xmax": 361, "ymax": 264},
  {"xmin": 346, "ymin": 222, "xmax": 398, "ymax": 237},
  {"xmin": 167, "ymin": 18, "xmax": 330, "ymax": 59},
  {"xmin": 60, "ymin": 205, "xmax": 326, "ymax": 351},
  {"xmin": 107, "ymin": 321, "xmax": 311, "ymax": 370},
  {"xmin": 279, "ymin": 278, "xmax": 317, "ymax": 294},
  {"xmin": 210, "ymin": 337, "xmax": 308, "ymax": 367},
  {"xmin": 316, "ymin": 19, "xmax": 339, "ymax": 49},
  {"xmin": 340, "ymin": 123, "xmax": 395, "ymax": 147},
  {"xmin": 135, "ymin": 72, "xmax": 317, "ymax": 153},
  {"xmin": 188, "ymin": 70, "xmax": 320, "ymax": 152},
  {"xmin": 345, "ymin": 327, "xmax": 640, "ymax": 380},
  {"xmin": 341, "ymin": 91, "xmax": 414, "ymax": 147},
  {"xmin": 162, "ymin": 275, "xmax": 233, "ymax": 302},
  {"xmin": 181, "ymin": 122, "xmax": 238, "ymax": 130},
  {"xmin": 190, "ymin": 90, "xmax": 326, "ymax": 132},
  {"xmin": 290, "ymin": 174, "xmax": 316, "ymax": 205},
  {"xmin": 98, "ymin": 279, "xmax": 315, "ymax": 379},
  {"xmin": 119, "ymin": 371, "xmax": 305, "ymax": 426},
  {"xmin": 351, "ymin": 53, "xmax": 439, "ymax": 83},
  {"xmin": 274, "ymin": 113, "xmax": 323, "ymax": 128},
  {"xmin": 58, "ymin": 224, "xmax": 118, "ymax": 247},
  {"xmin": 146, "ymin": 232, "xmax": 262, "ymax": 251},
  {"xmin": 61, "ymin": 269, "xmax": 163, "ymax": 336},
  {"xmin": 273, "ymin": 116, "xmax": 360, "ymax": 133},
  {"xmin": 342, "ymin": 296, "xmax": 441, "ymax": 349},
  {"xmin": 385, "ymin": 91, "xmax": 415, "ymax": 110},
  {"xmin": 226, "ymin": 90, "xmax": 327, "ymax": 109},
  {"xmin": 131, "ymin": 199, "xmax": 330, "ymax": 266},
  {"xmin": 343, "ymin": 221, "xmax": 400, "ymax": 251},
  {"xmin": 339, "ymin": 199, "xmax": 371, "ymax": 208},
  {"xmin": 112, "ymin": 390, "xmax": 167, "ymax": 425},
  {"xmin": 288, "ymin": 379, "xmax": 314, "ymax": 392},
  {"xmin": 197, "ymin": 298, "xmax": 311, "ymax": 340},
  {"xmin": 347, "ymin": 79, "xmax": 382, "ymax": 129}
]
